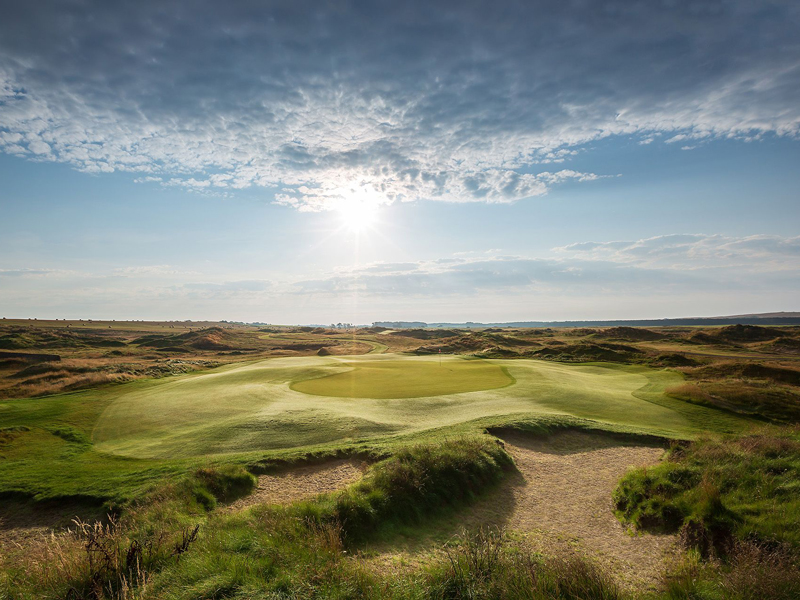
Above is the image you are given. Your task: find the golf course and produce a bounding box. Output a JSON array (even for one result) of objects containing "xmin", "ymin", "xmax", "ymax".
[
  {"xmin": 91, "ymin": 354, "xmax": 746, "ymax": 459},
  {"xmin": 2, "ymin": 322, "xmax": 798, "ymax": 599}
]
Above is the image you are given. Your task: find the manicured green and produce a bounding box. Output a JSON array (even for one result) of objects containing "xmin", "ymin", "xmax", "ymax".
[{"xmin": 290, "ymin": 357, "xmax": 513, "ymax": 398}]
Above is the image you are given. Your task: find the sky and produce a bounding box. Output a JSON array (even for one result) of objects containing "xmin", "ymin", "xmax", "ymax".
[{"xmin": 1, "ymin": 0, "xmax": 799, "ymax": 324}]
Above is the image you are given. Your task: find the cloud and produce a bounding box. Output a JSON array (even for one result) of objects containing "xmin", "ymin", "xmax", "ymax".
[
  {"xmin": 114, "ymin": 265, "xmax": 199, "ymax": 277},
  {"xmin": 1, "ymin": 233, "xmax": 798, "ymax": 321},
  {"xmin": 293, "ymin": 233, "xmax": 800, "ymax": 298},
  {"xmin": 0, "ymin": 268, "xmax": 58, "ymax": 277},
  {"xmin": 182, "ymin": 280, "xmax": 272, "ymax": 293},
  {"xmin": 0, "ymin": 1, "xmax": 798, "ymax": 210},
  {"xmin": 555, "ymin": 234, "xmax": 800, "ymax": 270}
]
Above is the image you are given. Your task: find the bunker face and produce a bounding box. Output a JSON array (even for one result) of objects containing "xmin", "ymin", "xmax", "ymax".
[{"xmin": 290, "ymin": 359, "xmax": 512, "ymax": 398}]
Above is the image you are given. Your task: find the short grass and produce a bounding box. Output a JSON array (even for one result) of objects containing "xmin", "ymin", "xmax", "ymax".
[
  {"xmin": 0, "ymin": 353, "xmax": 754, "ymax": 504},
  {"xmin": 87, "ymin": 355, "xmax": 750, "ymax": 459},
  {"xmin": 290, "ymin": 358, "xmax": 513, "ymax": 398}
]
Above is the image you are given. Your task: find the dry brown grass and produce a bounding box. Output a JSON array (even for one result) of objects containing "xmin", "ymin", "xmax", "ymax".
[
  {"xmin": 0, "ymin": 371, "xmax": 136, "ymax": 399},
  {"xmin": 663, "ymin": 541, "xmax": 800, "ymax": 600},
  {"xmin": 667, "ymin": 377, "xmax": 800, "ymax": 422},
  {"xmin": 718, "ymin": 541, "xmax": 800, "ymax": 599},
  {"xmin": 3, "ymin": 509, "xmax": 200, "ymax": 600}
]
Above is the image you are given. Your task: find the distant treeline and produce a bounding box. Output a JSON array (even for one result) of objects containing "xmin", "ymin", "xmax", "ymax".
[
  {"xmin": 374, "ymin": 316, "xmax": 800, "ymax": 329},
  {"xmin": 372, "ymin": 321, "xmax": 428, "ymax": 329}
]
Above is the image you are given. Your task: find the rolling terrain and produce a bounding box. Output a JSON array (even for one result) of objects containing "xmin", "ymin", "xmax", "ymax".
[{"xmin": 1, "ymin": 320, "xmax": 799, "ymax": 599}]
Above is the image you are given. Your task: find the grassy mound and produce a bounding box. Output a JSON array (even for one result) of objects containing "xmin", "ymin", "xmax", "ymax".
[
  {"xmin": 596, "ymin": 326, "xmax": 666, "ymax": 342},
  {"xmin": 716, "ymin": 324, "xmax": 785, "ymax": 343},
  {"xmin": 764, "ymin": 337, "xmax": 800, "ymax": 354},
  {"xmin": 294, "ymin": 436, "xmax": 513, "ymax": 543},
  {"xmin": 388, "ymin": 329, "xmax": 460, "ymax": 340},
  {"xmin": 290, "ymin": 357, "xmax": 513, "ymax": 399},
  {"xmin": 613, "ymin": 426, "xmax": 800, "ymax": 555},
  {"xmin": 668, "ymin": 362, "xmax": 800, "ymax": 422},
  {"xmin": 530, "ymin": 342, "xmax": 643, "ymax": 363},
  {"xmin": 135, "ymin": 326, "xmax": 242, "ymax": 351},
  {"xmin": 1, "ymin": 438, "xmax": 520, "ymax": 599}
]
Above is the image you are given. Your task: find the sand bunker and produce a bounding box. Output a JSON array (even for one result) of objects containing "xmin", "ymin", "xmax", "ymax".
[
  {"xmin": 491, "ymin": 431, "xmax": 678, "ymax": 588},
  {"xmin": 367, "ymin": 430, "xmax": 678, "ymax": 591},
  {"xmin": 224, "ymin": 458, "xmax": 367, "ymax": 512}
]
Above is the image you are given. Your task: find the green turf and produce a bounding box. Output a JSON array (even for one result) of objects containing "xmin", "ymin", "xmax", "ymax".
[
  {"xmin": 290, "ymin": 357, "xmax": 512, "ymax": 398},
  {"xmin": 0, "ymin": 353, "xmax": 757, "ymax": 503},
  {"xmin": 88, "ymin": 354, "xmax": 749, "ymax": 459}
]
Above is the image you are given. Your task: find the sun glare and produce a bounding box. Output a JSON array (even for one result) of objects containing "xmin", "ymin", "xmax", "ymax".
[{"xmin": 337, "ymin": 198, "xmax": 379, "ymax": 234}]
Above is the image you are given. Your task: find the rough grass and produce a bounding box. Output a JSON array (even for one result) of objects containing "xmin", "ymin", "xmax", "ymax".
[
  {"xmin": 660, "ymin": 542, "xmax": 800, "ymax": 600},
  {"xmin": 613, "ymin": 426, "xmax": 800, "ymax": 553},
  {"xmin": 666, "ymin": 361, "xmax": 800, "ymax": 422},
  {"xmin": 291, "ymin": 437, "xmax": 513, "ymax": 544},
  {"xmin": 0, "ymin": 359, "xmax": 217, "ymax": 400},
  {"xmin": 0, "ymin": 465, "xmax": 253, "ymax": 600}
]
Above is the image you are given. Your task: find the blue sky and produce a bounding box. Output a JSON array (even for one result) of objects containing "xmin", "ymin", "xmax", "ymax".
[{"xmin": 1, "ymin": 1, "xmax": 799, "ymax": 324}]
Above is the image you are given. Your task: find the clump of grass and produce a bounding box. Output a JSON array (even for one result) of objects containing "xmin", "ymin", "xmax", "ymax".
[
  {"xmin": 661, "ymin": 541, "xmax": 800, "ymax": 600},
  {"xmin": 428, "ymin": 528, "xmax": 622, "ymax": 600},
  {"xmin": 2, "ymin": 511, "xmax": 201, "ymax": 600},
  {"xmin": 188, "ymin": 464, "xmax": 257, "ymax": 509},
  {"xmin": 613, "ymin": 426, "xmax": 800, "ymax": 554},
  {"xmin": 294, "ymin": 436, "xmax": 514, "ymax": 544},
  {"xmin": 0, "ymin": 465, "xmax": 254, "ymax": 599}
]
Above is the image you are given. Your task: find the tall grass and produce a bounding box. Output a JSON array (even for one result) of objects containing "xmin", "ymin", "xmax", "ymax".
[
  {"xmin": 428, "ymin": 528, "xmax": 622, "ymax": 600},
  {"xmin": 661, "ymin": 541, "xmax": 800, "ymax": 600},
  {"xmin": 1, "ymin": 465, "xmax": 253, "ymax": 599},
  {"xmin": 292, "ymin": 436, "xmax": 514, "ymax": 544},
  {"xmin": 613, "ymin": 426, "xmax": 800, "ymax": 552}
]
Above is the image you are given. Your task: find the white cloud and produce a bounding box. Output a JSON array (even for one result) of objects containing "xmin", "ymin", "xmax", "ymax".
[
  {"xmin": 555, "ymin": 234, "xmax": 800, "ymax": 270},
  {"xmin": 0, "ymin": 1, "xmax": 799, "ymax": 211}
]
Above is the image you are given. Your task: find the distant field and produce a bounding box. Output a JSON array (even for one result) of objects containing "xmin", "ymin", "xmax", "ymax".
[{"xmin": 91, "ymin": 354, "xmax": 748, "ymax": 459}]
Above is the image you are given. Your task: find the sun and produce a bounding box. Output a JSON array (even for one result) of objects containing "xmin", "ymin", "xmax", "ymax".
[{"xmin": 337, "ymin": 197, "xmax": 379, "ymax": 234}]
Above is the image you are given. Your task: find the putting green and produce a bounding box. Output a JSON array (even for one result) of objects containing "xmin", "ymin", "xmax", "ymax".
[
  {"xmin": 92, "ymin": 354, "xmax": 750, "ymax": 459},
  {"xmin": 290, "ymin": 359, "xmax": 512, "ymax": 398}
]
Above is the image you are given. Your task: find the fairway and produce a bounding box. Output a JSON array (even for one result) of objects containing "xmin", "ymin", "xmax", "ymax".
[
  {"xmin": 290, "ymin": 358, "xmax": 512, "ymax": 398},
  {"xmin": 91, "ymin": 354, "xmax": 749, "ymax": 459}
]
